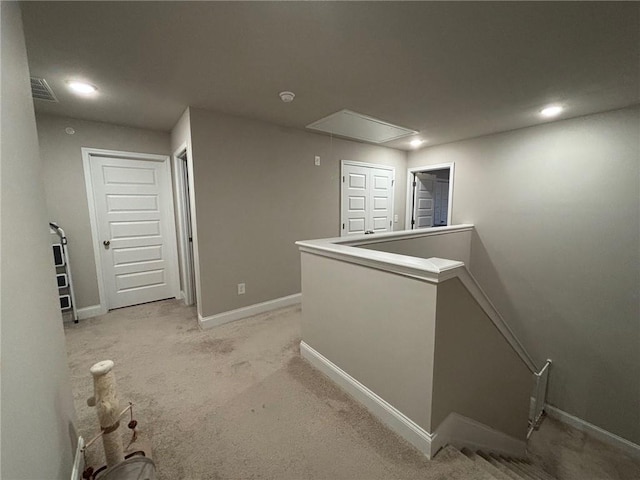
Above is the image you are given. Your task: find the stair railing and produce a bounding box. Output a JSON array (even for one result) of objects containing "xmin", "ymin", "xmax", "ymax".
[{"xmin": 528, "ymin": 359, "xmax": 552, "ymax": 438}]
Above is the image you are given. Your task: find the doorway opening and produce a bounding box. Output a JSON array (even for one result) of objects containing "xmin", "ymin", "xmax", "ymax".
[
  {"xmin": 173, "ymin": 147, "xmax": 197, "ymax": 306},
  {"xmin": 405, "ymin": 163, "xmax": 454, "ymax": 230}
]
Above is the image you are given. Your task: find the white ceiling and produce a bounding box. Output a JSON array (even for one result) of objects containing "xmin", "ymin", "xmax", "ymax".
[{"xmin": 21, "ymin": 2, "xmax": 640, "ymax": 150}]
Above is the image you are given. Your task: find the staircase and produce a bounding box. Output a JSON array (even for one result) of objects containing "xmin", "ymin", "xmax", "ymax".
[{"xmin": 440, "ymin": 446, "xmax": 557, "ymax": 480}]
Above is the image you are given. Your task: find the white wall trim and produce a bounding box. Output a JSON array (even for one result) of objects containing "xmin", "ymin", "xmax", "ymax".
[
  {"xmin": 198, "ymin": 293, "xmax": 301, "ymax": 329},
  {"xmin": 344, "ymin": 223, "xmax": 473, "ymax": 247},
  {"xmin": 431, "ymin": 412, "xmax": 526, "ymax": 459},
  {"xmin": 297, "ymin": 225, "xmax": 472, "ymax": 284},
  {"xmin": 405, "ymin": 162, "xmax": 455, "ymax": 230},
  {"xmin": 178, "ymin": 110, "xmax": 204, "ymax": 319},
  {"xmin": 172, "ymin": 142, "xmax": 195, "ymax": 306},
  {"xmin": 544, "ymin": 404, "xmax": 640, "ymax": 461},
  {"xmin": 81, "ymin": 147, "xmax": 181, "ymax": 313},
  {"xmin": 300, "ymin": 341, "xmax": 435, "ymax": 458},
  {"xmin": 76, "ymin": 304, "xmax": 107, "ymax": 320},
  {"xmin": 81, "ymin": 148, "xmax": 109, "ymax": 316}
]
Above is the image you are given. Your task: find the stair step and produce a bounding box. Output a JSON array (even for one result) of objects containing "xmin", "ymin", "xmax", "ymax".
[
  {"xmin": 498, "ymin": 458, "xmax": 541, "ymax": 480},
  {"xmin": 511, "ymin": 459, "xmax": 556, "ymax": 480},
  {"xmin": 479, "ymin": 452, "xmax": 526, "ymax": 480},
  {"xmin": 440, "ymin": 446, "xmax": 498, "ymax": 480},
  {"xmin": 464, "ymin": 450, "xmax": 514, "ymax": 480}
]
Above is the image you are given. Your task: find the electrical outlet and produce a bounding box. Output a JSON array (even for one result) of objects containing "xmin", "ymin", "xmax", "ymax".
[
  {"xmin": 394, "ymin": 214, "xmax": 399, "ymax": 223},
  {"xmin": 314, "ymin": 156, "xmax": 321, "ymax": 166},
  {"xmin": 237, "ymin": 283, "xmax": 245, "ymax": 295}
]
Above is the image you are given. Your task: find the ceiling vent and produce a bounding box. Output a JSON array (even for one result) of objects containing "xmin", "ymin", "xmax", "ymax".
[
  {"xmin": 306, "ymin": 109, "xmax": 417, "ymax": 144},
  {"xmin": 30, "ymin": 77, "xmax": 58, "ymax": 102}
]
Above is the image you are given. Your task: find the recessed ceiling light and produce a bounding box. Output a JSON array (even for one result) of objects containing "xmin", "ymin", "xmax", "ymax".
[
  {"xmin": 410, "ymin": 139, "xmax": 424, "ymax": 147},
  {"xmin": 540, "ymin": 105, "xmax": 563, "ymax": 118},
  {"xmin": 67, "ymin": 80, "xmax": 97, "ymax": 95}
]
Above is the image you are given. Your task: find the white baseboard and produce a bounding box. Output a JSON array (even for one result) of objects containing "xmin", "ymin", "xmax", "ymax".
[
  {"xmin": 431, "ymin": 412, "xmax": 526, "ymax": 458},
  {"xmin": 198, "ymin": 293, "xmax": 301, "ymax": 329},
  {"xmin": 544, "ymin": 404, "xmax": 640, "ymax": 461},
  {"xmin": 300, "ymin": 341, "xmax": 435, "ymax": 458},
  {"xmin": 76, "ymin": 304, "xmax": 107, "ymax": 320}
]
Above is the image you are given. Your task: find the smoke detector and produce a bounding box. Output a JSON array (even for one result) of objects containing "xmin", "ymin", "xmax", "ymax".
[{"xmin": 279, "ymin": 91, "xmax": 295, "ymax": 103}]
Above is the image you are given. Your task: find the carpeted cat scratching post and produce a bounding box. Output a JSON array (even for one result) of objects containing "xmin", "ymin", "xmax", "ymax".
[
  {"xmin": 83, "ymin": 360, "xmax": 156, "ymax": 479},
  {"xmin": 89, "ymin": 360, "xmax": 125, "ymax": 467}
]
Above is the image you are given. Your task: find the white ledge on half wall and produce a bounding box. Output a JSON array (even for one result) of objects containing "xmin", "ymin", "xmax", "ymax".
[{"xmin": 296, "ymin": 224, "xmax": 473, "ymax": 284}]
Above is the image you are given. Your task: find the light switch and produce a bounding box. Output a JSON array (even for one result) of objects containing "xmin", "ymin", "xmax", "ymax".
[{"xmin": 314, "ymin": 156, "xmax": 321, "ymax": 166}]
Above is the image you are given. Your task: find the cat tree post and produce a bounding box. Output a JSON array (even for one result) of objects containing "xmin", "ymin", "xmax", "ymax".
[{"xmin": 89, "ymin": 360, "xmax": 125, "ymax": 467}]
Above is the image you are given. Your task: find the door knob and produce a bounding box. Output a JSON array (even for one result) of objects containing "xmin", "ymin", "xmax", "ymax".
[{"xmin": 103, "ymin": 240, "xmax": 111, "ymax": 247}]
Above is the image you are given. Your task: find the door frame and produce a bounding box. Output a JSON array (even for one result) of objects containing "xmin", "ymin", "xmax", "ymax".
[
  {"xmin": 340, "ymin": 160, "xmax": 395, "ymax": 237},
  {"xmin": 405, "ymin": 162, "xmax": 455, "ymax": 230},
  {"xmin": 82, "ymin": 147, "xmax": 181, "ymax": 313},
  {"xmin": 172, "ymin": 142, "xmax": 197, "ymax": 306}
]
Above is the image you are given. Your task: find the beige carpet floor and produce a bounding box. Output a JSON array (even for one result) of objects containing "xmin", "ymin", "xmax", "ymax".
[{"xmin": 64, "ymin": 299, "xmax": 640, "ymax": 480}]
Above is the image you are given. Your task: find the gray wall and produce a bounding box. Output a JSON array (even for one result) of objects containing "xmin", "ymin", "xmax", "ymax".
[
  {"xmin": 359, "ymin": 229, "xmax": 471, "ymax": 266},
  {"xmin": 36, "ymin": 114, "xmax": 171, "ymax": 309},
  {"xmin": 408, "ymin": 106, "xmax": 640, "ymax": 444},
  {"xmin": 301, "ymin": 252, "xmax": 437, "ymax": 431},
  {"xmin": 170, "ymin": 108, "xmax": 191, "ymax": 154},
  {"xmin": 433, "ymin": 278, "xmax": 531, "ymax": 439},
  {"xmin": 189, "ymin": 108, "xmax": 408, "ymax": 317},
  {"xmin": 0, "ymin": 3, "xmax": 77, "ymax": 477}
]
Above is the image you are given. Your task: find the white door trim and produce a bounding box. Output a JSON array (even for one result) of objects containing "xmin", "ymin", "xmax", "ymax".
[
  {"xmin": 172, "ymin": 143, "xmax": 195, "ymax": 306},
  {"xmin": 183, "ymin": 140, "xmax": 202, "ymax": 318},
  {"xmin": 405, "ymin": 163, "xmax": 455, "ymax": 230},
  {"xmin": 171, "ymin": 138, "xmax": 203, "ymax": 318},
  {"xmin": 340, "ymin": 160, "xmax": 395, "ymax": 237},
  {"xmin": 82, "ymin": 147, "xmax": 180, "ymax": 313}
]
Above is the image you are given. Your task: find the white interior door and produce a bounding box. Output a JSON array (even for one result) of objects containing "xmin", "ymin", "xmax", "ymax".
[
  {"xmin": 369, "ymin": 168, "xmax": 394, "ymax": 233},
  {"xmin": 435, "ymin": 179, "xmax": 449, "ymax": 226},
  {"xmin": 341, "ymin": 161, "xmax": 394, "ymax": 236},
  {"xmin": 341, "ymin": 163, "xmax": 370, "ymax": 235},
  {"xmin": 413, "ymin": 172, "xmax": 436, "ymax": 229},
  {"xmin": 88, "ymin": 154, "xmax": 179, "ymax": 309}
]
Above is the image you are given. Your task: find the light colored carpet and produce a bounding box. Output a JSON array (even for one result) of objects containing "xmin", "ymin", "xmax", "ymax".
[{"xmin": 64, "ymin": 299, "xmax": 640, "ymax": 480}]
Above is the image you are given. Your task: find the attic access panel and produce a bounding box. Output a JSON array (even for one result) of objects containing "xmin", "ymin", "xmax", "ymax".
[{"xmin": 306, "ymin": 110, "xmax": 418, "ymax": 144}]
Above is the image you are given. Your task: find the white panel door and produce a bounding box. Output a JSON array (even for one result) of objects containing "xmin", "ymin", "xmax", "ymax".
[
  {"xmin": 341, "ymin": 164, "xmax": 370, "ymax": 235},
  {"xmin": 89, "ymin": 155, "xmax": 179, "ymax": 309},
  {"xmin": 341, "ymin": 162, "xmax": 394, "ymax": 236},
  {"xmin": 369, "ymin": 168, "xmax": 394, "ymax": 233},
  {"xmin": 413, "ymin": 173, "xmax": 436, "ymax": 229},
  {"xmin": 434, "ymin": 179, "xmax": 449, "ymax": 226}
]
